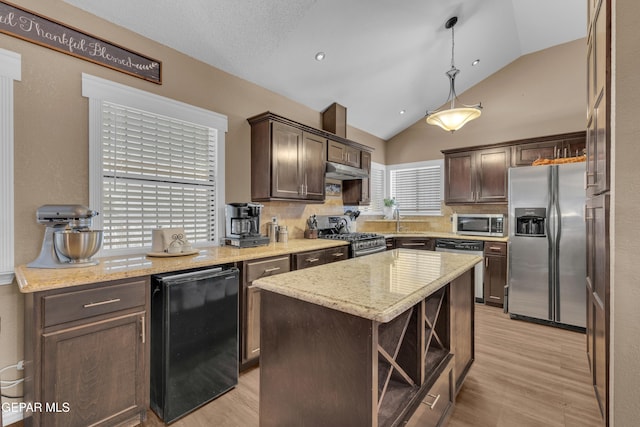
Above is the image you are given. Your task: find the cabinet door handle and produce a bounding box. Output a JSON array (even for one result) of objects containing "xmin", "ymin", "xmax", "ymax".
[
  {"xmin": 264, "ymin": 266, "xmax": 281, "ymax": 273},
  {"xmin": 140, "ymin": 315, "xmax": 146, "ymax": 344},
  {"xmin": 83, "ymin": 298, "xmax": 121, "ymax": 308},
  {"xmin": 485, "ymin": 257, "xmax": 489, "ymax": 268},
  {"xmin": 422, "ymin": 393, "xmax": 441, "ymax": 410},
  {"xmin": 305, "ymin": 258, "xmax": 320, "ymax": 263}
]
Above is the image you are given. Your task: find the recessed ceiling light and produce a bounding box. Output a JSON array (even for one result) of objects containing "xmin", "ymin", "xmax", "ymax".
[
  {"xmin": 472, "ymin": 59, "xmax": 480, "ymax": 66},
  {"xmin": 399, "ymin": 110, "xmax": 406, "ymax": 115},
  {"xmin": 315, "ymin": 52, "xmax": 326, "ymax": 61}
]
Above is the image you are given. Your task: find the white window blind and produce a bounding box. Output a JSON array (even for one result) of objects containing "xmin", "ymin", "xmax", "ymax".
[
  {"xmin": 389, "ymin": 160, "xmax": 443, "ymax": 215},
  {"xmin": 0, "ymin": 48, "xmax": 20, "ymax": 285},
  {"xmin": 100, "ymin": 102, "xmax": 217, "ymax": 251},
  {"xmin": 361, "ymin": 162, "xmax": 385, "ymax": 214}
]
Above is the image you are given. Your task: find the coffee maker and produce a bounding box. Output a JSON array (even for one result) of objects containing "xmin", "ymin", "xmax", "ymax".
[{"xmin": 224, "ymin": 203, "xmax": 270, "ymax": 248}]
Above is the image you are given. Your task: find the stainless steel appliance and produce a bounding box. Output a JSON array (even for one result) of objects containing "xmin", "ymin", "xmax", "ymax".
[
  {"xmin": 224, "ymin": 202, "xmax": 270, "ymax": 248},
  {"xmin": 315, "ymin": 215, "xmax": 386, "ymax": 257},
  {"xmin": 508, "ymin": 163, "xmax": 586, "ymax": 329},
  {"xmin": 435, "ymin": 239, "xmax": 485, "ymax": 302},
  {"xmin": 28, "ymin": 204, "xmax": 102, "ymax": 268},
  {"xmin": 150, "ymin": 265, "xmax": 239, "ymax": 423},
  {"xmin": 452, "ymin": 213, "xmax": 506, "ymax": 237}
]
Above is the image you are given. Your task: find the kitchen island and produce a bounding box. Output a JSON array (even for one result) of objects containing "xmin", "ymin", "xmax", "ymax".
[{"xmin": 253, "ymin": 249, "xmax": 481, "ymax": 427}]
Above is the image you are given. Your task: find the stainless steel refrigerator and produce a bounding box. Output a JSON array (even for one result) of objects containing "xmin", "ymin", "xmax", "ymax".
[{"xmin": 508, "ymin": 162, "xmax": 586, "ymax": 329}]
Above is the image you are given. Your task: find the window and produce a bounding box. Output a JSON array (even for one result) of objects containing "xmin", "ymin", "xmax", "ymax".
[
  {"xmin": 388, "ymin": 160, "xmax": 443, "ymax": 216},
  {"xmin": 0, "ymin": 48, "xmax": 20, "ymax": 285},
  {"xmin": 360, "ymin": 161, "xmax": 385, "ymax": 214},
  {"xmin": 83, "ymin": 74, "xmax": 227, "ymax": 255}
]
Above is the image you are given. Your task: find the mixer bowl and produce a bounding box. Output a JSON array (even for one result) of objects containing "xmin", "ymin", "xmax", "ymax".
[{"xmin": 54, "ymin": 230, "xmax": 103, "ymax": 263}]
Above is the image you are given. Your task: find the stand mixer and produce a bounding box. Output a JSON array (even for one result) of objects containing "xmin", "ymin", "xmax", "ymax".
[{"xmin": 28, "ymin": 205, "xmax": 103, "ymax": 269}]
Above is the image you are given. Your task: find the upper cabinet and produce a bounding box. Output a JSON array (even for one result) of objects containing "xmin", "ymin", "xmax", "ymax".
[
  {"xmin": 327, "ymin": 140, "xmax": 361, "ymax": 168},
  {"xmin": 248, "ymin": 112, "xmax": 373, "ymax": 203},
  {"xmin": 511, "ymin": 131, "xmax": 586, "ymax": 167},
  {"xmin": 443, "ymin": 146, "xmax": 510, "ymax": 204},
  {"xmin": 442, "ymin": 131, "xmax": 586, "ymax": 205},
  {"xmin": 342, "ymin": 151, "xmax": 371, "ymax": 206}
]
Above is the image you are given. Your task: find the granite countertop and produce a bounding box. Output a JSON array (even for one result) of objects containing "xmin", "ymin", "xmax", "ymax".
[
  {"xmin": 253, "ymin": 249, "xmax": 482, "ymax": 323},
  {"xmin": 15, "ymin": 239, "xmax": 349, "ymax": 294},
  {"xmin": 383, "ymin": 231, "xmax": 509, "ymax": 243}
]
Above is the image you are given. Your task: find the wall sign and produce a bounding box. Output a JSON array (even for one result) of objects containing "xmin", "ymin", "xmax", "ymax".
[{"xmin": 0, "ymin": 1, "xmax": 161, "ymax": 84}]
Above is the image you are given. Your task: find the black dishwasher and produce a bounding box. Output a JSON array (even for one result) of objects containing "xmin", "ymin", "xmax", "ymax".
[{"xmin": 150, "ymin": 265, "xmax": 239, "ymax": 423}]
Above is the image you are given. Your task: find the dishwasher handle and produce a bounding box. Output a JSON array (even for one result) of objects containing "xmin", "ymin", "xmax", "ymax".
[{"xmin": 154, "ymin": 267, "xmax": 238, "ymax": 285}]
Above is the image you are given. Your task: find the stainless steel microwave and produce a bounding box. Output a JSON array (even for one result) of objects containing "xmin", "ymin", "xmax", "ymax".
[{"xmin": 452, "ymin": 213, "xmax": 506, "ymax": 237}]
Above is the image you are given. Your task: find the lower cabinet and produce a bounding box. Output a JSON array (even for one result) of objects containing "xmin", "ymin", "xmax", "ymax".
[
  {"xmin": 24, "ymin": 277, "xmax": 150, "ymax": 427},
  {"xmin": 394, "ymin": 237, "xmax": 435, "ymax": 251},
  {"xmin": 483, "ymin": 242, "xmax": 507, "ymax": 307},
  {"xmin": 293, "ymin": 246, "xmax": 349, "ymax": 270},
  {"xmin": 405, "ymin": 358, "xmax": 454, "ymax": 427},
  {"xmin": 241, "ymin": 255, "xmax": 291, "ymax": 368}
]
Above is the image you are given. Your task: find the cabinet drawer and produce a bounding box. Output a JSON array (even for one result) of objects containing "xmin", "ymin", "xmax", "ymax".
[
  {"xmin": 43, "ymin": 279, "xmax": 147, "ymax": 328},
  {"xmin": 293, "ymin": 250, "xmax": 326, "ymax": 270},
  {"xmin": 324, "ymin": 246, "xmax": 348, "ymax": 263},
  {"xmin": 406, "ymin": 363, "xmax": 454, "ymax": 427},
  {"xmin": 484, "ymin": 242, "xmax": 507, "ymax": 256},
  {"xmin": 246, "ymin": 256, "xmax": 290, "ymax": 283}
]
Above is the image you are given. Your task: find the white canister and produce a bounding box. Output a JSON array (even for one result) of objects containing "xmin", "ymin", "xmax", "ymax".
[{"xmin": 277, "ymin": 225, "xmax": 288, "ymax": 243}]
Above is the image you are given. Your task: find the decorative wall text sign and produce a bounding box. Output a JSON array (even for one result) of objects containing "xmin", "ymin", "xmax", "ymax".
[{"xmin": 0, "ymin": 1, "xmax": 161, "ymax": 84}]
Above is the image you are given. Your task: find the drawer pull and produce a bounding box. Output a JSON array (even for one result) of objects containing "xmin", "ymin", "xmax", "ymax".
[
  {"xmin": 422, "ymin": 393, "xmax": 441, "ymax": 410},
  {"xmin": 264, "ymin": 266, "xmax": 281, "ymax": 273},
  {"xmin": 402, "ymin": 242, "xmax": 425, "ymax": 246},
  {"xmin": 306, "ymin": 258, "xmax": 320, "ymax": 263},
  {"xmin": 488, "ymin": 246, "xmax": 502, "ymax": 251},
  {"xmin": 83, "ymin": 298, "xmax": 121, "ymax": 308},
  {"xmin": 332, "ymin": 252, "xmax": 344, "ymax": 257}
]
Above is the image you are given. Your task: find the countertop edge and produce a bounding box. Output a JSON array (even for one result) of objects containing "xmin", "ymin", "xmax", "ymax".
[{"xmin": 15, "ymin": 240, "xmax": 349, "ymax": 294}]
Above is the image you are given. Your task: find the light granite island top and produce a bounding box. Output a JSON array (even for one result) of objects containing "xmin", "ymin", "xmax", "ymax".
[{"xmin": 253, "ymin": 248, "xmax": 482, "ymax": 323}]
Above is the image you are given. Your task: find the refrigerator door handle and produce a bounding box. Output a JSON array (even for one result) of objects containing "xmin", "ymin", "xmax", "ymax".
[
  {"xmin": 546, "ymin": 166, "xmax": 555, "ymax": 320},
  {"xmin": 553, "ymin": 167, "xmax": 562, "ymax": 321}
]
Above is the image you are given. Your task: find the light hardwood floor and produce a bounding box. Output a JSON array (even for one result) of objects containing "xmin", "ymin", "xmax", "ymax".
[{"xmin": 143, "ymin": 304, "xmax": 602, "ymax": 427}]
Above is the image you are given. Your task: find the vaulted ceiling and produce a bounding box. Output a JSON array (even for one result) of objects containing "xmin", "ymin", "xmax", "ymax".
[{"xmin": 63, "ymin": 0, "xmax": 586, "ymax": 140}]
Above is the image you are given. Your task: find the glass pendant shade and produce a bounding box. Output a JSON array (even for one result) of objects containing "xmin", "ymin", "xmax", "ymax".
[
  {"xmin": 426, "ymin": 16, "xmax": 482, "ymax": 133},
  {"xmin": 425, "ymin": 106, "xmax": 481, "ymax": 132}
]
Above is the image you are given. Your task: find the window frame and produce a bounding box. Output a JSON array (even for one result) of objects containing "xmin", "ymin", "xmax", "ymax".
[
  {"xmin": 82, "ymin": 74, "xmax": 228, "ymax": 256},
  {"xmin": 386, "ymin": 159, "xmax": 444, "ymax": 216},
  {"xmin": 0, "ymin": 48, "xmax": 20, "ymax": 285},
  {"xmin": 359, "ymin": 161, "xmax": 386, "ymax": 215}
]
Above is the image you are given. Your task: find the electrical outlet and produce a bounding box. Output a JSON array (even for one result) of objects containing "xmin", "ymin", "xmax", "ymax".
[{"xmin": 271, "ymin": 216, "xmax": 277, "ymax": 223}]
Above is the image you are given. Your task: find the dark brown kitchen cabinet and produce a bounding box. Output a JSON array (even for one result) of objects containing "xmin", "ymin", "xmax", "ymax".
[
  {"xmin": 586, "ymin": 194, "xmax": 609, "ymax": 420},
  {"xmin": 394, "ymin": 237, "xmax": 435, "ymax": 251},
  {"xmin": 293, "ymin": 245, "xmax": 349, "ymax": 270},
  {"xmin": 342, "ymin": 150, "xmax": 371, "ymax": 206},
  {"xmin": 24, "ymin": 278, "xmax": 150, "ymax": 427},
  {"xmin": 327, "ymin": 139, "xmax": 361, "ymax": 168},
  {"xmin": 241, "ymin": 255, "xmax": 291, "ymax": 368},
  {"xmin": 483, "ymin": 242, "xmax": 507, "ymax": 307},
  {"xmin": 249, "ymin": 117, "xmax": 326, "ymax": 202},
  {"xmin": 443, "ymin": 146, "xmax": 510, "ymax": 204},
  {"xmin": 510, "ymin": 131, "xmax": 586, "ymax": 167},
  {"xmin": 585, "ymin": 0, "xmax": 610, "ymax": 424}
]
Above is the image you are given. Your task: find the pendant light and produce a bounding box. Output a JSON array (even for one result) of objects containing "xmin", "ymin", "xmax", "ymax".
[{"xmin": 426, "ymin": 16, "xmax": 482, "ymax": 132}]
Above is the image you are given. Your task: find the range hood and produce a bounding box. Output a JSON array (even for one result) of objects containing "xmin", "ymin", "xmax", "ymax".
[{"xmin": 325, "ymin": 161, "xmax": 369, "ymax": 180}]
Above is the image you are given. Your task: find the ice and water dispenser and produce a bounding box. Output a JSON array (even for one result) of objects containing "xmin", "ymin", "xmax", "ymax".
[{"xmin": 514, "ymin": 208, "xmax": 546, "ymax": 237}]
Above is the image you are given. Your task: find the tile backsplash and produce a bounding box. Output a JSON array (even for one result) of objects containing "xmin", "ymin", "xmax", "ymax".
[{"xmin": 254, "ymin": 199, "xmax": 507, "ymax": 239}]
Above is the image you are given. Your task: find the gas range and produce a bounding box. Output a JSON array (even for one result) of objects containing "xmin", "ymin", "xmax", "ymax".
[{"xmin": 313, "ymin": 213, "xmax": 387, "ymax": 257}]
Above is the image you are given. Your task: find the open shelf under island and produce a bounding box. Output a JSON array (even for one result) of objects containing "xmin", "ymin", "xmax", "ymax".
[{"xmin": 253, "ymin": 249, "xmax": 482, "ymax": 427}]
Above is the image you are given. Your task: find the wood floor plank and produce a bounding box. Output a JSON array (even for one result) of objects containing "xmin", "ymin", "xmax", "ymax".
[{"xmin": 141, "ymin": 304, "xmax": 602, "ymax": 427}]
